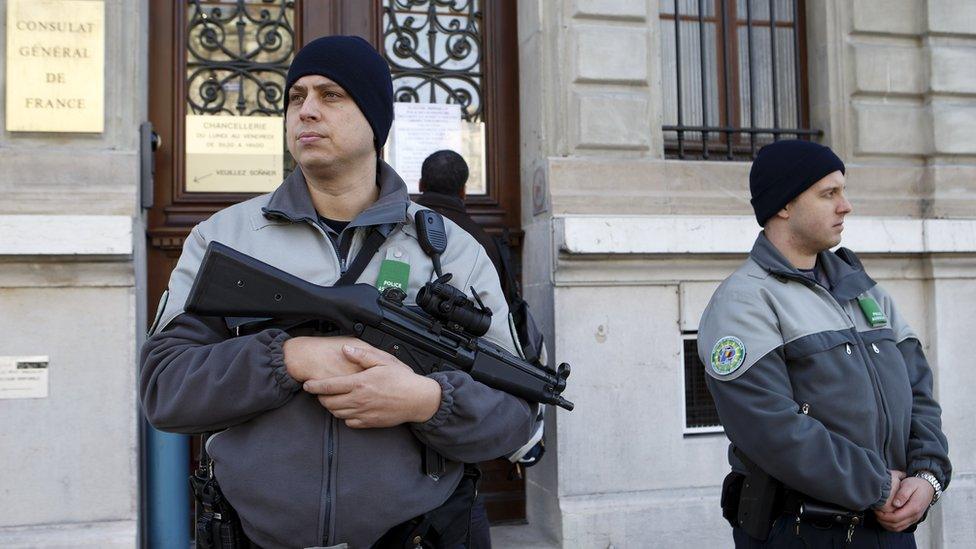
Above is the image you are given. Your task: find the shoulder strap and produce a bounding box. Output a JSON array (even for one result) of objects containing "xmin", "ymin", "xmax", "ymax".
[
  {"xmin": 493, "ymin": 229, "xmax": 520, "ymax": 303},
  {"xmin": 335, "ymin": 227, "xmax": 387, "ymax": 286}
]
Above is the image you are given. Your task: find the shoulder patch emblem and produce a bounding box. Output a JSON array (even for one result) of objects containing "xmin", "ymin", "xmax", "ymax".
[{"xmin": 711, "ymin": 336, "xmax": 746, "ymax": 375}]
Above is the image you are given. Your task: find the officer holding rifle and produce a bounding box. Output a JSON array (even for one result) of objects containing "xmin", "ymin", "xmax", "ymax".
[{"xmin": 141, "ymin": 36, "xmax": 538, "ymax": 548}]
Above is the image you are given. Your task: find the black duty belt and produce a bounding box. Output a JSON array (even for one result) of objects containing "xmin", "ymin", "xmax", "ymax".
[{"xmin": 722, "ymin": 471, "xmax": 890, "ymax": 545}]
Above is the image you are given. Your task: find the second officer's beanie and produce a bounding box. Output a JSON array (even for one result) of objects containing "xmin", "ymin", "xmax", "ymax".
[
  {"xmin": 285, "ymin": 35, "xmax": 395, "ymax": 152},
  {"xmin": 749, "ymin": 139, "xmax": 846, "ymax": 226}
]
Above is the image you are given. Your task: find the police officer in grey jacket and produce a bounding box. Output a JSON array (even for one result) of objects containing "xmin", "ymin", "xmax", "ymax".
[
  {"xmin": 141, "ymin": 36, "xmax": 535, "ymax": 548},
  {"xmin": 699, "ymin": 140, "xmax": 950, "ymax": 547}
]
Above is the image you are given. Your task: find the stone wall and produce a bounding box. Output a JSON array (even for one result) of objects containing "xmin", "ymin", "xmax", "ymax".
[
  {"xmin": 512, "ymin": 0, "xmax": 976, "ymax": 546},
  {"xmin": 0, "ymin": 0, "xmax": 146, "ymax": 546}
]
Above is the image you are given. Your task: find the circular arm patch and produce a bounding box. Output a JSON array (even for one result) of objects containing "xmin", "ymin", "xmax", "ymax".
[{"xmin": 710, "ymin": 336, "xmax": 746, "ymax": 375}]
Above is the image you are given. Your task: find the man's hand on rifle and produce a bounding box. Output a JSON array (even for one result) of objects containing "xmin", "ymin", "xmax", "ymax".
[
  {"xmin": 283, "ymin": 336, "xmax": 366, "ymax": 382},
  {"xmin": 302, "ymin": 344, "xmax": 442, "ymax": 429}
]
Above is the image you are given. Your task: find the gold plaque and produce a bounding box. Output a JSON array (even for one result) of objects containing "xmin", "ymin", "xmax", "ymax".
[
  {"xmin": 5, "ymin": 0, "xmax": 105, "ymax": 133},
  {"xmin": 185, "ymin": 114, "xmax": 284, "ymax": 193}
]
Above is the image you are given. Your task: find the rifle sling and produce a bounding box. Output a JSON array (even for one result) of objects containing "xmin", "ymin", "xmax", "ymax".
[{"xmin": 335, "ymin": 227, "xmax": 387, "ymax": 286}]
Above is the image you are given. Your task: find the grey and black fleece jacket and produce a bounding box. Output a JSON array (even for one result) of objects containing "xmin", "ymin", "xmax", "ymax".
[
  {"xmin": 140, "ymin": 162, "xmax": 536, "ymax": 549},
  {"xmin": 698, "ymin": 233, "xmax": 950, "ymax": 512}
]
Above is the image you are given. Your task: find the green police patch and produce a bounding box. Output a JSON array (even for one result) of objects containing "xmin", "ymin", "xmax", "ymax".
[{"xmin": 711, "ymin": 336, "xmax": 746, "ymax": 375}]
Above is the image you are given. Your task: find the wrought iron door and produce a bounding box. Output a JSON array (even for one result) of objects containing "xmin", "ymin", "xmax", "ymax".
[{"xmin": 147, "ymin": 0, "xmax": 524, "ymax": 526}]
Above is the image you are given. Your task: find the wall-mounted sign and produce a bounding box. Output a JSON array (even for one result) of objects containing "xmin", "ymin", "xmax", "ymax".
[
  {"xmin": 185, "ymin": 114, "xmax": 284, "ymax": 193},
  {"xmin": 5, "ymin": 0, "xmax": 105, "ymax": 133},
  {"xmin": 385, "ymin": 103, "xmax": 485, "ymax": 195},
  {"xmin": 0, "ymin": 356, "xmax": 49, "ymax": 399}
]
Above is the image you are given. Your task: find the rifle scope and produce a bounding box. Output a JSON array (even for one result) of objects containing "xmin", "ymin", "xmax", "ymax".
[{"xmin": 415, "ymin": 279, "xmax": 492, "ymax": 336}]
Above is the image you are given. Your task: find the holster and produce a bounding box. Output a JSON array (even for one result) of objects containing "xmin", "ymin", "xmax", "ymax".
[
  {"xmin": 729, "ymin": 448, "xmax": 782, "ymax": 541},
  {"xmin": 720, "ymin": 471, "xmax": 744, "ymax": 528},
  {"xmin": 371, "ymin": 465, "xmax": 481, "ymax": 549},
  {"xmin": 190, "ymin": 437, "xmax": 247, "ymax": 549},
  {"xmin": 737, "ymin": 469, "xmax": 781, "ymax": 540}
]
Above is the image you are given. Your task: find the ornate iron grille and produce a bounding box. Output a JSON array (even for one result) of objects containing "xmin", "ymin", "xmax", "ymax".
[
  {"xmin": 684, "ymin": 337, "xmax": 722, "ymax": 431},
  {"xmin": 381, "ymin": 0, "xmax": 484, "ymax": 122},
  {"xmin": 660, "ymin": 0, "xmax": 820, "ymax": 160},
  {"xmin": 185, "ymin": 0, "xmax": 296, "ymax": 117}
]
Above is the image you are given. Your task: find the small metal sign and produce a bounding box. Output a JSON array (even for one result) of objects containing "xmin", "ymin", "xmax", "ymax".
[
  {"xmin": 185, "ymin": 114, "xmax": 284, "ymax": 193},
  {"xmin": 5, "ymin": 0, "xmax": 105, "ymax": 132}
]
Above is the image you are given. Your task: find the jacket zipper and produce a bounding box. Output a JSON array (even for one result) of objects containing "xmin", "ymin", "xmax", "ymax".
[
  {"xmin": 849, "ymin": 326, "xmax": 892, "ymax": 459},
  {"xmin": 325, "ymin": 228, "xmax": 347, "ymax": 274},
  {"xmin": 778, "ymin": 272, "xmax": 893, "ymax": 465},
  {"xmin": 311, "ymin": 221, "xmax": 344, "ymax": 545},
  {"xmin": 322, "ymin": 416, "xmax": 336, "ymax": 545},
  {"xmin": 829, "ymin": 292, "xmax": 892, "ymax": 464}
]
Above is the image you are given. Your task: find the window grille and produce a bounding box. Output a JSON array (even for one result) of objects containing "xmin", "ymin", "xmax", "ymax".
[
  {"xmin": 683, "ymin": 334, "xmax": 723, "ymax": 434},
  {"xmin": 660, "ymin": 0, "xmax": 820, "ymax": 160},
  {"xmin": 380, "ymin": 0, "xmax": 488, "ymax": 195},
  {"xmin": 184, "ymin": 0, "xmax": 298, "ymax": 180}
]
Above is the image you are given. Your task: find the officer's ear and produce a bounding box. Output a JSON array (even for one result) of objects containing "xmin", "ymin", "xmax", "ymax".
[{"xmin": 775, "ymin": 203, "xmax": 791, "ymax": 220}]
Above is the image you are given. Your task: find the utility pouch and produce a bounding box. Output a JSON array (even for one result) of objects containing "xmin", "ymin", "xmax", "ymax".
[
  {"xmin": 733, "ymin": 449, "xmax": 782, "ymax": 541},
  {"xmin": 798, "ymin": 499, "xmax": 864, "ymax": 528}
]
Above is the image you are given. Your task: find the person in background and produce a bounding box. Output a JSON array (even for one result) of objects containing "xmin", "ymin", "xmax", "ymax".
[
  {"xmin": 416, "ymin": 150, "xmax": 513, "ymax": 302},
  {"xmin": 415, "ymin": 149, "xmax": 501, "ymax": 549}
]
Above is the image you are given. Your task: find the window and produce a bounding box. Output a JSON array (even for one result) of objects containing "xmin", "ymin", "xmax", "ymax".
[
  {"xmin": 660, "ymin": 0, "xmax": 819, "ymax": 160},
  {"xmin": 183, "ymin": 0, "xmax": 299, "ymax": 192},
  {"xmin": 381, "ymin": 0, "xmax": 488, "ymax": 194},
  {"xmin": 682, "ymin": 333, "xmax": 723, "ymax": 434}
]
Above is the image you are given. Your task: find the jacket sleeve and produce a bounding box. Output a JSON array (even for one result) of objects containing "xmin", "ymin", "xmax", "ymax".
[
  {"xmin": 408, "ymin": 246, "xmax": 537, "ymax": 463},
  {"xmin": 699, "ymin": 288, "xmax": 890, "ymax": 511},
  {"xmin": 411, "ymin": 370, "xmax": 536, "ymax": 463},
  {"xmin": 897, "ymin": 338, "xmax": 952, "ymax": 489},
  {"xmin": 705, "ymin": 352, "xmax": 891, "ymax": 510},
  {"xmin": 139, "ymin": 224, "xmax": 301, "ymax": 434},
  {"xmin": 877, "ymin": 287, "xmax": 952, "ymax": 489},
  {"xmin": 140, "ymin": 313, "xmax": 300, "ymax": 433}
]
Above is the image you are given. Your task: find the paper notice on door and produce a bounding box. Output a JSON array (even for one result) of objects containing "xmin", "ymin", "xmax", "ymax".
[
  {"xmin": 0, "ymin": 356, "xmax": 49, "ymax": 399},
  {"xmin": 387, "ymin": 103, "xmax": 464, "ymax": 194}
]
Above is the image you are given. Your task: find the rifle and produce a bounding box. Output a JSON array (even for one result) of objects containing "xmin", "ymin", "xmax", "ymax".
[{"xmin": 185, "ymin": 241, "xmax": 574, "ymax": 411}]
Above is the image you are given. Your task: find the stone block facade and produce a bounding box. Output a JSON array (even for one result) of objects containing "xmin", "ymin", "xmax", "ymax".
[
  {"xmin": 511, "ymin": 0, "xmax": 976, "ymax": 546},
  {"xmin": 0, "ymin": 0, "xmax": 144, "ymax": 546}
]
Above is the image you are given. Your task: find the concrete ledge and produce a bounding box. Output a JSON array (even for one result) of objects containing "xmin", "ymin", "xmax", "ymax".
[
  {"xmin": 556, "ymin": 215, "xmax": 976, "ymax": 255},
  {"xmin": 557, "ymin": 486, "xmax": 730, "ymax": 547},
  {"xmin": 0, "ymin": 215, "xmax": 132, "ymax": 256},
  {"xmin": 0, "ymin": 520, "xmax": 136, "ymax": 549}
]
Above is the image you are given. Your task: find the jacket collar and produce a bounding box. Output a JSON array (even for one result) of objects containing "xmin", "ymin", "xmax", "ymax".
[
  {"xmin": 416, "ymin": 191, "xmax": 466, "ymax": 215},
  {"xmin": 750, "ymin": 232, "xmax": 876, "ymax": 302},
  {"xmin": 261, "ymin": 160, "xmax": 412, "ymax": 232}
]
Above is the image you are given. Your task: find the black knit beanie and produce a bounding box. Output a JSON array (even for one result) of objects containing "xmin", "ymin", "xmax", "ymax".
[
  {"xmin": 285, "ymin": 36, "xmax": 394, "ymax": 153},
  {"xmin": 749, "ymin": 140, "xmax": 846, "ymax": 226}
]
